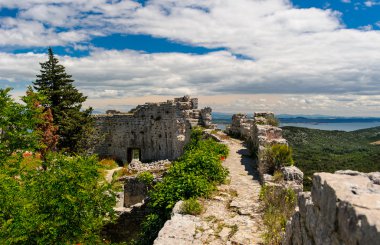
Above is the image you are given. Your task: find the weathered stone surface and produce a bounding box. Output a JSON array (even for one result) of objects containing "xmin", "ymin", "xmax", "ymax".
[
  {"xmin": 94, "ymin": 96, "xmax": 212, "ymax": 163},
  {"xmin": 128, "ymin": 159, "xmax": 171, "ymax": 173},
  {"xmin": 123, "ymin": 177, "xmax": 148, "ymax": 207},
  {"xmin": 154, "ymin": 201, "xmax": 203, "ymax": 245},
  {"xmin": 369, "ymin": 172, "xmax": 380, "ymax": 185},
  {"xmin": 281, "ymin": 166, "xmax": 304, "ymax": 185},
  {"xmin": 284, "ymin": 172, "xmax": 380, "ymax": 245},
  {"xmin": 225, "ymin": 113, "xmax": 253, "ymax": 139}
]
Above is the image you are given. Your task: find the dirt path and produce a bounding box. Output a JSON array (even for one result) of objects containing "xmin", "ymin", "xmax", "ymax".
[
  {"xmin": 192, "ymin": 137, "xmax": 264, "ymax": 244},
  {"xmin": 105, "ymin": 167, "xmax": 123, "ymax": 183}
]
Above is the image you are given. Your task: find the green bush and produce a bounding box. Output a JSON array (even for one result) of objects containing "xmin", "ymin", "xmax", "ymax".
[
  {"xmin": 260, "ymin": 185, "xmax": 296, "ymax": 245},
  {"xmin": 137, "ymin": 171, "xmax": 155, "ymax": 186},
  {"xmin": 266, "ymin": 115, "xmax": 280, "ymax": 127},
  {"xmin": 262, "ymin": 144, "xmax": 294, "ymax": 174},
  {"xmin": 136, "ymin": 128, "xmax": 229, "ymax": 244},
  {"xmin": 0, "ymin": 154, "xmax": 116, "ymax": 244},
  {"xmin": 180, "ymin": 198, "xmax": 203, "ymax": 215}
]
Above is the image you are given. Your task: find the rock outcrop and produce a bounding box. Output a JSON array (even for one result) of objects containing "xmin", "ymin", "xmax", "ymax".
[{"xmin": 284, "ymin": 171, "xmax": 380, "ymax": 245}]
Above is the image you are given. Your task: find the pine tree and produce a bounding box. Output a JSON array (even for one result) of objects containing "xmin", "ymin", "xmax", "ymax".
[{"xmin": 33, "ymin": 48, "xmax": 94, "ymax": 153}]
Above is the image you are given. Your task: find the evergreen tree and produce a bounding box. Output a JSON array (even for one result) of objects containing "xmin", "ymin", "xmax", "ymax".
[{"xmin": 33, "ymin": 48, "xmax": 94, "ymax": 153}]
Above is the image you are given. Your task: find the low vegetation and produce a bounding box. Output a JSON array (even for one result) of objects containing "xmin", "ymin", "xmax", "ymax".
[
  {"xmin": 282, "ymin": 126, "xmax": 380, "ymax": 189},
  {"xmin": 260, "ymin": 185, "xmax": 296, "ymax": 245},
  {"xmin": 180, "ymin": 198, "xmax": 203, "ymax": 215},
  {"xmin": 0, "ymin": 154, "xmax": 116, "ymax": 243},
  {"xmin": 99, "ymin": 158, "xmax": 119, "ymax": 170},
  {"xmin": 137, "ymin": 171, "xmax": 155, "ymax": 186},
  {"xmin": 261, "ymin": 144, "xmax": 294, "ymax": 174},
  {"xmin": 136, "ymin": 127, "xmax": 229, "ymax": 244},
  {"xmin": 266, "ymin": 115, "xmax": 280, "ymax": 127}
]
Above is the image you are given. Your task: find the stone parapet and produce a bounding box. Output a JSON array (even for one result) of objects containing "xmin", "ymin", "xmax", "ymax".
[
  {"xmin": 284, "ymin": 171, "xmax": 380, "ymax": 245},
  {"xmin": 225, "ymin": 113, "xmax": 253, "ymax": 139}
]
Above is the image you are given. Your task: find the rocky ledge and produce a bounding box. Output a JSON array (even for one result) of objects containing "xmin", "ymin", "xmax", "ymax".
[{"xmin": 284, "ymin": 171, "xmax": 380, "ymax": 245}]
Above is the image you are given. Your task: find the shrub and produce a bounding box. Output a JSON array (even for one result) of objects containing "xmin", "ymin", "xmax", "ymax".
[
  {"xmin": 262, "ymin": 144, "xmax": 294, "ymax": 174},
  {"xmin": 272, "ymin": 170, "xmax": 284, "ymax": 183},
  {"xmin": 260, "ymin": 185, "xmax": 296, "ymax": 245},
  {"xmin": 137, "ymin": 171, "xmax": 154, "ymax": 186},
  {"xmin": 266, "ymin": 115, "xmax": 280, "ymax": 127},
  {"xmin": 0, "ymin": 154, "xmax": 116, "ymax": 244},
  {"xmin": 180, "ymin": 198, "xmax": 203, "ymax": 215},
  {"xmin": 136, "ymin": 127, "xmax": 229, "ymax": 244}
]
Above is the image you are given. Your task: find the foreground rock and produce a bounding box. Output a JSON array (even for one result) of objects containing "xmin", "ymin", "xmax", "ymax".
[
  {"xmin": 284, "ymin": 171, "xmax": 380, "ymax": 245},
  {"xmin": 154, "ymin": 201, "xmax": 202, "ymax": 245}
]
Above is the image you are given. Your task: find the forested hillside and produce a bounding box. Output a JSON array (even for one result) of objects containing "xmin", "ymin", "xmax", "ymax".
[{"xmin": 282, "ymin": 126, "xmax": 380, "ymax": 189}]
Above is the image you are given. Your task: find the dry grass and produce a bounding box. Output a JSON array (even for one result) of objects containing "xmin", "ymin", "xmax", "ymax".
[{"xmin": 99, "ymin": 159, "xmax": 119, "ymax": 169}]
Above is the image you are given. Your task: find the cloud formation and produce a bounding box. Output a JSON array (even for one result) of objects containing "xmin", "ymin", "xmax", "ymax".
[{"xmin": 1, "ymin": 0, "xmax": 380, "ymax": 115}]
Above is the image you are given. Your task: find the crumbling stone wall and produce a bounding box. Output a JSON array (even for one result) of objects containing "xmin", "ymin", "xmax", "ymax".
[
  {"xmin": 247, "ymin": 112, "xmax": 288, "ymax": 178},
  {"xmin": 284, "ymin": 171, "xmax": 380, "ymax": 245},
  {"xmin": 94, "ymin": 96, "xmax": 213, "ymax": 163},
  {"xmin": 225, "ymin": 113, "xmax": 253, "ymax": 139},
  {"xmin": 226, "ymin": 112, "xmax": 303, "ymax": 190}
]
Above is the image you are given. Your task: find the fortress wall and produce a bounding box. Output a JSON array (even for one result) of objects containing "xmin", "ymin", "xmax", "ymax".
[{"xmin": 94, "ymin": 96, "xmax": 213, "ymax": 163}]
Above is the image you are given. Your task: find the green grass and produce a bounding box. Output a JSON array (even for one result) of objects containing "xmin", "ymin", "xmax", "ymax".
[
  {"xmin": 180, "ymin": 198, "xmax": 203, "ymax": 215},
  {"xmin": 282, "ymin": 126, "xmax": 380, "ymax": 190}
]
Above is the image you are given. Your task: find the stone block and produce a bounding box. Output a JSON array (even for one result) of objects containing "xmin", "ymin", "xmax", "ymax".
[{"xmin": 281, "ymin": 166, "xmax": 304, "ymax": 185}]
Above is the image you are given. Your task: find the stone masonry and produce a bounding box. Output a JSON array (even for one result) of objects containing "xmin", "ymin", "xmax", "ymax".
[
  {"xmin": 225, "ymin": 113, "xmax": 253, "ymax": 139},
  {"xmin": 284, "ymin": 171, "xmax": 380, "ymax": 245},
  {"xmin": 94, "ymin": 96, "xmax": 213, "ymax": 163},
  {"xmin": 227, "ymin": 112, "xmax": 303, "ymax": 191}
]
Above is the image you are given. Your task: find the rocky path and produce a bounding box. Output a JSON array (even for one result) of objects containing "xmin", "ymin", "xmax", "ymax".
[
  {"xmin": 105, "ymin": 167, "xmax": 123, "ymax": 183},
  {"xmin": 155, "ymin": 136, "xmax": 264, "ymax": 244}
]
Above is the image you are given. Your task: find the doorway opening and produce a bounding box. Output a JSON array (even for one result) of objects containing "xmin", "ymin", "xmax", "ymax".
[{"xmin": 127, "ymin": 148, "xmax": 141, "ymax": 163}]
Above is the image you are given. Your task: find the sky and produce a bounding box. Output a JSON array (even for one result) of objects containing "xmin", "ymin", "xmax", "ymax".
[{"xmin": 0, "ymin": 0, "xmax": 380, "ymax": 116}]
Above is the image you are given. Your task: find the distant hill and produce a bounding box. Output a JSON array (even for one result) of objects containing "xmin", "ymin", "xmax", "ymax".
[
  {"xmin": 279, "ymin": 117, "xmax": 380, "ymax": 124},
  {"xmin": 212, "ymin": 112, "xmax": 380, "ymax": 125},
  {"xmin": 282, "ymin": 126, "xmax": 380, "ymax": 190}
]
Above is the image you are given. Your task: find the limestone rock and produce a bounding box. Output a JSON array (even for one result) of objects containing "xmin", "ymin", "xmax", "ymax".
[
  {"xmin": 284, "ymin": 171, "xmax": 380, "ymax": 245},
  {"xmin": 281, "ymin": 166, "xmax": 304, "ymax": 185},
  {"xmin": 154, "ymin": 201, "xmax": 202, "ymax": 245}
]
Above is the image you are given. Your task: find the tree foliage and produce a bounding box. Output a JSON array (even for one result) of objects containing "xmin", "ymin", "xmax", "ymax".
[
  {"xmin": 0, "ymin": 88, "xmax": 41, "ymax": 159},
  {"xmin": 23, "ymin": 87, "xmax": 58, "ymax": 163},
  {"xmin": 283, "ymin": 126, "xmax": 380, "ymax": 190},
  {"xmin": 33, "ymin": 48, "xmax": 94, "ymax": 153},
  {"xmin": 0, "ymin": 154, "xmax": 116, "ymax": 244}
]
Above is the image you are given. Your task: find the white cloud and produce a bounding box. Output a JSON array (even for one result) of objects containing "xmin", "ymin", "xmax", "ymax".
[
  {"xmin": 1, "ymin": 0, "xmax": 380, "ymax": 115},
  {"xmin": 364, "ymin": 1, "xmax": 380, "ymax": 7},
  {"xmin": 1, "ymin": 48, "xmax": 380, "ymax": 116},
  {"xmin": 359, "ymin": 24, "xmax": 373, "ymax": 31}
]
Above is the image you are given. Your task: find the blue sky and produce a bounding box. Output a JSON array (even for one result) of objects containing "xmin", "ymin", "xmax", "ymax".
[{"xmin": 0, "ymin": 0, "xmax": 380, "ymax": 116}]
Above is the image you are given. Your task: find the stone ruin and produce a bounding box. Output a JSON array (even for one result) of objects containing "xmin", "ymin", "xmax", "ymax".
[
  {"xmin": 94, "ymin": 96, "xmax": 214, "ymax": 163},
  {"xmin": 226, "ymin": 112, "xmax": 303, "ymax": 191},
  {"xmin": 284, "ymin": 171, "xmax": 380, "ymax": 245},
  {"xmin": 225, "ymin": 113, "xmax": 253, "ymax": 139},
  {"xmin": 226, "ymin": 112, "xmax": 380, "ymax": 244}
]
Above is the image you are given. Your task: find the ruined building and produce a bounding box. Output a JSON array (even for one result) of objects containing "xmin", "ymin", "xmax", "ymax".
[{"xmin": 94, "ymin": 96, "xmax": 213, "ymax": 163}]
